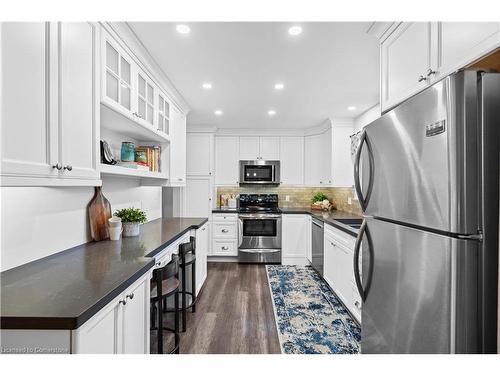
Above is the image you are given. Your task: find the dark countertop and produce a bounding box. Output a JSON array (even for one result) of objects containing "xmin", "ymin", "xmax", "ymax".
[
  {"xmin": 0, "ymin": 217, "xmax": 208, "ymax": 330},
  {"xmin": 280, "ymin": 208, "xmax": 362, "ymax": 237}
]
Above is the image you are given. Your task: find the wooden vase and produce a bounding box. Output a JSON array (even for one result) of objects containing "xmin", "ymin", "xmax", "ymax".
[{"xmin": 88, "ymin": 186, "xmax": 112, "ymax": 241}]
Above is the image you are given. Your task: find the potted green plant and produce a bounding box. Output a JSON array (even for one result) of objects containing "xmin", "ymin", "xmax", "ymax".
[
  {"xmin": 311, "ymin": 192, "xmax": 332, "ymax": 211},
  {"xmin": 113, "ymin": 207, "xmax": 147, "ymax": 237}
]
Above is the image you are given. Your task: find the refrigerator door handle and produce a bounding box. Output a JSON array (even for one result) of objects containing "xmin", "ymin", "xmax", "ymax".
[
  {"xmin": 354, "ymin": 130, "xmax": 374, "ymax": 212},
  {"xmin": 353, "ymin": 219, "xmax": 374, "ymax": 302}
]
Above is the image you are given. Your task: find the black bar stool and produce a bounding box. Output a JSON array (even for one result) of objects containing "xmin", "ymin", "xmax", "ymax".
[
  {"xmin": 150, "ymin": 254, "xmax": 180, "ymax": 354},
  {"xmin": 178, "ymin": 237, "xmax": 197, "ymax": 332}
]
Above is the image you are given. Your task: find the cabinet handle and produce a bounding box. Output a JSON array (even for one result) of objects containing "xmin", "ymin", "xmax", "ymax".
[
  {"xmin": 63, "ymin": 165, "xmax": 73, "ymax": 171},
  {"xmin": 52, "ymin": 163, "xmax": 62, "ymax": 170},
  {"xmin": 126, "ymin": 293, "xmax": 134, "ymax": 300},
  {"xmin": 221, "ymin": 229, "xmax": 229, "ymax": 233},
  {"xmin": 354, "ymin": 301, "xmax": 361, "ymax": 309},
  {"xmin": 119, "ymin": 299, "xmax": 127, "ymax": 305},
  {"xmin": 426, "ymin": 68, "xmax": 436, "ymax": 77},
  {"xmin": 418, "ymin": 75, "xmax": 427, "ymax": 82},
  {"xmin": 221, "ymin": 246, "xmax": 229, "ymax": 250}
]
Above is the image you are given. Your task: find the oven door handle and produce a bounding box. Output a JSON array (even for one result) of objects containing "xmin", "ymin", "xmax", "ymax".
[
  {"xmin": 238, "ymin": 214, "xmax": 282, "ymax": 219},
  {"xmin": 239, "ymin": 249, "xmax": 281, "ymax": 253},
  {"xmin": 238, "ymin": 219, "xmax": 243, "ymax": 247}
]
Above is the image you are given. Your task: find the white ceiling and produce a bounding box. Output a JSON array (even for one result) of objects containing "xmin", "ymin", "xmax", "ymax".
[{"xmin": 128, "ymin": 22, "xmax": 380, "ymax": 129}]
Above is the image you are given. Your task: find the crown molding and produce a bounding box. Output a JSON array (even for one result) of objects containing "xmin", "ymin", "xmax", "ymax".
[
  {"xmin": 366, "ymin": 22, "xmax": 400, "ymax": 43},
  {"xmin": 101, "ymin": 22, "xmax": 191, "ymax": 115}
]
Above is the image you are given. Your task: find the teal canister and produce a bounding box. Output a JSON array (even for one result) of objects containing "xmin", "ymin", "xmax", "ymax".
[{"xmin": 121, "ymin": 142, "xmax": 135, "ymax": 162}]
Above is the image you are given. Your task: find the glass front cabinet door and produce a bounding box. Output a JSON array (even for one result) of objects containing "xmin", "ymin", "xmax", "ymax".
[
  {"xmin": 136, "ymin": 69, "xmax": 157, "ymax": 128},
  {"xmin": 103, "ymin": 36, "xmax": 133, "ymax": 114},
  {"xmin": 157, "ymin": 91, "xmax": 171, "ymax": 136}
]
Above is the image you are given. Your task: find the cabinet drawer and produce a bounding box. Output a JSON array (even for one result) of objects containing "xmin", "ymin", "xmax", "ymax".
[
  {"xmin": 325, "ymin": 223, "xmax": 356, "ymax": 250},
  {"xmin": 212, "ymin": 213, "xmax": 237, "ymax": 222},
  {"xmin": 211, "ymin": 239, "xmax": 238, "ymax": 256},
  {"xmin": 212, "ymin": 222, "xmax": 237, "ymax": 238}
]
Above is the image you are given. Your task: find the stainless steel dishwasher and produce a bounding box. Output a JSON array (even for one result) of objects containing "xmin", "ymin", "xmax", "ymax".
[{"xmin": 311, "ymin": 217, "xmax": 324, "ymax": 276}]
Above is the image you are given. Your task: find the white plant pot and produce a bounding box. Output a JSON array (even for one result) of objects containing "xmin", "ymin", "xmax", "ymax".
[{"xmin": 122, "ymin": 222, "xmax": 140, "ymax": 237}]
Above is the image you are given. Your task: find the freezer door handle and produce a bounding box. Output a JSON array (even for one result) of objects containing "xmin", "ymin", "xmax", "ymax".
[
  {"xmin": 354, "ymin": 130, "xmax": 374, "ymax": 212},
  {"xmin": 353, "ymin": 219, "xmax": 374, "ymax": 302}
]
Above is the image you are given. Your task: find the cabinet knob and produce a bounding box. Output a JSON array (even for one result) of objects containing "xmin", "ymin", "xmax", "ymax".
[
  {"xmin": 156, "ymin": 261, "xmax": 161, "ymax": 266},
  {"xmin": 177, "ymin": 178, "xmax": 183, "ymax": 181},
  {"xmin": 221, "ymin": 246, "xmax": 229, "ymax": 250},
  {"xmin": 126, "ymin": 293, "xmax": 134, "ymax": 300},
  {"xmin": 52, "ymin": 163, "xmax": 62, "ymax": 170},
  {"xmin": 221, "ymin": 229, "xmax": 229, "ymax": 233},
  {"xmin": 354, "ymin": 301, "xmax": 361, "ymax": 308},
  {"xmin": 63, "ymin": 165, "xmax": 73, "ymax": 171},
  {"xmin": 418, "ymin": 75, "xmax": 427, "ymax": 82},
  {"xmin": 119, "ymin": 299, "xmax": 127, "ymax": 306},
  {"xmin": 426, "ymin": 68, "xmax": 436, "ymax": 77}
]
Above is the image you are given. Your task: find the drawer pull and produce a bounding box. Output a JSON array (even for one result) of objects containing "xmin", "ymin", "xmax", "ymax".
[
  {"xmin": 354, "ymin": 301, "xmax": 361, "ymax": 309},
  {"xmin": 119, "ymin": 299, "xmax": 127, "ymax": 306},
  {"xmin": 221, "ymin": 246, "xmax": 229, "ymax": 250},
  {"xmin": 221, "ymin": 229, "xmax": 229, "ymax": 233},
  {"xmin": 126, "ymin": 293, "xmax": 134, "ymax": 300}
]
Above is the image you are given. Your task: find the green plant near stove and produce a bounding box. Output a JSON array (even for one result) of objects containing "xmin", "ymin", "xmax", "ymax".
[{"xmin": 113, "ymin": 207, "xmax": 147, "ymax": 237}]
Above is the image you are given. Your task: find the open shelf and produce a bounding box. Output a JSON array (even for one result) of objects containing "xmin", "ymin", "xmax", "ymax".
[
  {"xmin": 99, "ymin": 163, "xmax": 168, "ymax": 181},
  {"xmin": 100, "ymin": 102, "xmax": 171, "ymax": 143}
]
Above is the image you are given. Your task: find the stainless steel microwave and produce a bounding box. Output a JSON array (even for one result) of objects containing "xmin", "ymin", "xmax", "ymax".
[{"xmin": 239, "ymin": 160, "xmax": 280, "ymax": 185}]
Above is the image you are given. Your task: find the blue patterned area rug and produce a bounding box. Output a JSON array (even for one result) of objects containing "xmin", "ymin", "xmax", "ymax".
[{"xmin": 266, "ymin": 265, "xmax": 360, "ymax": 354}]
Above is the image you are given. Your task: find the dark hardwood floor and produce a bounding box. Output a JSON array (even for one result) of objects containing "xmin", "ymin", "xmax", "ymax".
[{"xmin": 151, "ymin": 262, "xmax": 281, "ymax": 354}]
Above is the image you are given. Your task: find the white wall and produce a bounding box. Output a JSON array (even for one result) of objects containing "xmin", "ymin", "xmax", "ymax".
[
  {"xmin": 0, "ymin": 177, "xmax": 162, "ymax": 271},
  {"xmin": 353, "ymin": 104, "xmax": 380, "ymax": 133}
]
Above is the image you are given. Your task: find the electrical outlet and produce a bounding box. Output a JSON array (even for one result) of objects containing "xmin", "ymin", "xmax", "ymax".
[
  {"xmin": 285, "ymin": 195, "xmax": 290, "ymax": 202},
  {"xmin": 348, "ymin": 197, "xmax": 352, "ymax": 205}
]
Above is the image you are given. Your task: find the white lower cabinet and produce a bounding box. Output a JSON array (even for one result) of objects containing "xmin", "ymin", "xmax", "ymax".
[
  {"xmin": 282, "ymin": 214, "xmax": 311, "ymax": 265},
  {"xmin": 323, "ymin": 224, "xmax": 361, "ymax": 322},
  {"xmin": 195, "ymin": 222, "xmax": 209, "ymax": 294},
  {"xmin": 73, "ymin": 272, "xmax": 150, "ymax": 354},
  {"xmin": 211, "ymin": 213, "xmax": 238, "ymax": 256}
]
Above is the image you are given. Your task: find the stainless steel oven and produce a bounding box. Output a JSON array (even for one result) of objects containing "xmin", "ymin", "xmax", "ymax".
[
  {"xmin": 239, "ymin": 160, "xmax": 280, "ymax": 185},
  {"xmin": 238, "ymin": 213, "xmax": 281, "ymax": 263}
]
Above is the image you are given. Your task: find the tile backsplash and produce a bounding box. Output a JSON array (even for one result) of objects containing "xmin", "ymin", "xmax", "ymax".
[{"xmin": 216, "ymin": 186, "xmax": 361, "ymax": 215}]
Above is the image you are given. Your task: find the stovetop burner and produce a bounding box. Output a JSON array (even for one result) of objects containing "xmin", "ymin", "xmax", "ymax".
[{"xmin": 238, "ymin": 194, "xmax": 280, "ymax": 214}]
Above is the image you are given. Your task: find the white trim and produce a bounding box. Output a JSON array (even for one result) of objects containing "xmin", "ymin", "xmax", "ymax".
[{"xmin": 265, "ymin": 265, "xmax": 284, "ymax": 354}]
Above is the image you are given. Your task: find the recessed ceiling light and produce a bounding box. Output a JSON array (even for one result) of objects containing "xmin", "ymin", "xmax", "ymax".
[
  {"xmin": 202, "ymin": 82, "xmax": 212, "ymax": 90},
  {"xmin": 274, "ymin": 83, "xmax": 284, "ymax": 90},
  {"xmin": 268, "ymin": 109, "xmax": 277, "ymax": 116},
  {"xmin": 176, "ymin": 24, "xmax": 190, "ymax": 34},
  {"xmin": 288, "ymin": 26, "xmax": 302, "ymax": 36},
  {"xmin": 347, "ymin": 106, "xmax": 357, "ymax": 111},
  {"xmin": 214, "ymin": 109, "xmax": 223, "ymax": 116}
]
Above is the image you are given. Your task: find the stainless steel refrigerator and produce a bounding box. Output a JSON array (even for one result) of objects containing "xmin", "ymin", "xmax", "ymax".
[{"xmin": 353, "ymin": 71, "xmax": 499, "ymax": 354}]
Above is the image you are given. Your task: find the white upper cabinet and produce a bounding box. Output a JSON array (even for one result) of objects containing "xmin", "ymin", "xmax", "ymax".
[
  {"xmin": 304, "ymin": 133, "xmax": 325, "ymax": 186},
  {"xmin": 1, "ymin": 23, "xmax": 57, "ymax": 181},
  {"xmin": 157, "ymin": 90, "xmax": 171, "ymax": 136},
  {"xmin": 380, "ymin": 22, "xmax": 500, "ymax": 112},
  {"xmin": 239, "ymin": 136, "xmax": 259, "ymax": 160},
  {"xmin": 103, "ymin": 35, "xmax": 133, "ymax": 115},
  {"xmin": 169, "ymin": 106, "xmax": 186, "ymax": 186},
  {"xmin": 331, "ymin": 126, "xmax": 354, "ymax": 187},
  {"xmin": 322, "ymin": 128, "xmax": 333, "ymax": 186},
  {"xmin": 1, "ymin": 22, "xmax": 99, "ymax": 186},
  {"xmin": 135, "ymin": 68, "xmax": 157, "ymax": 127},
  {"xmin": 239, "ymin": 136, "xmax": 280, "ymax": 160},
  {"xmin": 59, "ymin": 22, "xmax": 99, "ymax": 180},
  {"xmin": 259, "ymin": 136, "xmax": 280, "ymax": 160},
  {"xmin": 435, "ymin": 22, "xmax": 500, "ymax": 82},
  {"xmin": 381, "ymin": 22, "xmax": 432, "ymax": 112},
  {"xmin": 215, "ymin": 136, "xmax": 239, "ymax": 185},
  {"xmin": 279, "ymin": 137, "xmax": 304, "ymax": 185},
  {"xmin": 186, "ymin": 133, "xmax": 213, "ymax": 176}
]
